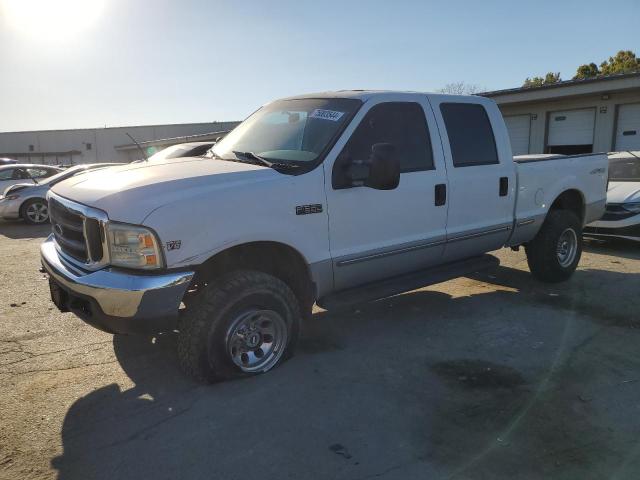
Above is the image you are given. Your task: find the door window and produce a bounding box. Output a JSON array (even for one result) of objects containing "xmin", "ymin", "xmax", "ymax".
[
  {"xmin": 440, "ymin": 103, "xmax": 499, "ymax": 167},
  {"xmin": 340, "ymin": 102, "xmax": 434, "ymax": 173}
]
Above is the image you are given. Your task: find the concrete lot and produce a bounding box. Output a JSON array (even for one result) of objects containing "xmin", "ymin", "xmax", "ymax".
[{"xmin": 1, "ymin": 219, "xmax": 639, "ymax": 480}]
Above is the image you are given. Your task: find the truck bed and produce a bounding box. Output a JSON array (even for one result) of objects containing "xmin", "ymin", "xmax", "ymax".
[{"xmin": 507, "ymin": 153, "xmax": 608, "ymax": 246}]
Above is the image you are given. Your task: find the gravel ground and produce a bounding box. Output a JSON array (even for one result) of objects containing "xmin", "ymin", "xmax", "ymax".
[{"xmin": 1, "ymin": 219, "xmax": 640, "ymax": 480}]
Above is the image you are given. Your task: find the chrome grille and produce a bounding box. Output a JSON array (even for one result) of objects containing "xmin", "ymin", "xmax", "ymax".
[
  {"xmin": 48, "ymin": 193, "xmax": 109, "ymax": 269},
  {"xmin": 49, "ymin": 197, "xmax": 89, "ymax": 262}
]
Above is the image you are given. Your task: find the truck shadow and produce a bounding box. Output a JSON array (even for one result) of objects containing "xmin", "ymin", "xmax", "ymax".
[
  {"xmin": 468, "ymin": 264, "xmax": 639, "ymax": 328},
  {"xmin": 0, "ymin": 219, "xmax": 50, "ymax": 239},
  {"xmin": 51, "ymin": 267, "xmax": 640, "ymax": 479}
]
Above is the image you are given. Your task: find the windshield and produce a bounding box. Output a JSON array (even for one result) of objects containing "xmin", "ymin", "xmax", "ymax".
[
  {"xmin": 609, "ymin": 155, "xmax": 640, "ymax": 181},
  {"xmin": 211, "ymin": 98, "xmax": 361, "ymax": 166}
]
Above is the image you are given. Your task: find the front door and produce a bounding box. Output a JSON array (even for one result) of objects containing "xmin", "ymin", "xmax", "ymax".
[{"xmin": 325, "ymin": 96, "xmax": 449, "ymax": 291}]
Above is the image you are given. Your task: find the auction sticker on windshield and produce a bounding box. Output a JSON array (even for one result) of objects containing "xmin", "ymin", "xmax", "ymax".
[{"xmin": 310, "ymin": 109, "xmax": 345, "ymax": 121}]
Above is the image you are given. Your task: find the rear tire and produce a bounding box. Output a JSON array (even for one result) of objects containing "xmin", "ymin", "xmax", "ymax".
[
  {"xmin": 177, "ymin": 270, "xmax": 301, "ymax": 383},
  {"xmin": 22, "ymin": 198, "xmax": 49, "ymax": 225},
  {"xmin": 525, "ymin": 210, "xmax": 582, "ymax": 283}
]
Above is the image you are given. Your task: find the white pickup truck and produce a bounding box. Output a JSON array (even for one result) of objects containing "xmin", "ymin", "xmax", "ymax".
[{"xmin": 41, "ymin": 91, "xmax": 608, "ymax": 382}]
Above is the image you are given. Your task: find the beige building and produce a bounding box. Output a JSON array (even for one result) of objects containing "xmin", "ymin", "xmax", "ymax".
[
  {"xmin": 0, "ymin": 121, "xmax": 239, "ymax": 165},
  {"xmin": 482, "ymin": 72, "xmax": 640, "ymax": 155}
]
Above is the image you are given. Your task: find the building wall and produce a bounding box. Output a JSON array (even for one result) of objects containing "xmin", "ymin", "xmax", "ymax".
[
  {"xmin": 0, "ymin": 122, "xmax": 238, "ymax": 165},
  {"xmin": 496, "ymin": 90, "xmax": 640, "ymax": 154}
]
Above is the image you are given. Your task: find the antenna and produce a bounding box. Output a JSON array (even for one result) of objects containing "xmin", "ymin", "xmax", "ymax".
[{"xmin": 126, "ymin": 133, "xmax": 149, "ymax": 161}]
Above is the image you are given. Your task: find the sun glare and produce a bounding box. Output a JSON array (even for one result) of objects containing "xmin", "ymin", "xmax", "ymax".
[{"xmin": 1, "ymin": 0, "xmax": 106, "ymax": 40}]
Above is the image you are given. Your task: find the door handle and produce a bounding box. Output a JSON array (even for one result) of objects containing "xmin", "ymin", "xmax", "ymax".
[
  {"xmin": 435, "ymin": 184, "xmax": 446, "ymax": 206},
  {"xmin": 499, "ymin": 177, "xmax": 509, "ymax": 197}
]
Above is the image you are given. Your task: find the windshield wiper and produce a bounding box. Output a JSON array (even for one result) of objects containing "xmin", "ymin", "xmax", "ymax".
[{"xmin": 232, "ymin": 151, "xmax": 299, "ymax": 170}]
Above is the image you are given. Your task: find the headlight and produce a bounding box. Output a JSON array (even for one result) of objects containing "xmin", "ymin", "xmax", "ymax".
[
  {"xmin": 622, "ymin": 202, "xmax": 640, "ymax": 213},
  {"xmin": 5, "ymin": 194, "xmax": 20, "ymax": 201},
  {"xmin": 107, "ymin": 223, "xmax": 163, "ymax": 270}
]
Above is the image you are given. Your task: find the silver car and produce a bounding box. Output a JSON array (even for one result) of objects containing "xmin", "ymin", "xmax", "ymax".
[
  {"xmin": 0, "ymin": 163, "xmax": 122, "ymax": 224},
  {"xmin": 584, "ymin": 151, "xmax": 640, "ymax": 242}
]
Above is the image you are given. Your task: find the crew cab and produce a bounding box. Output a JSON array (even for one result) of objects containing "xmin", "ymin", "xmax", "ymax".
[{"xmin": 40, "ymin": 91, "xmax": 608, "ymax": 382}]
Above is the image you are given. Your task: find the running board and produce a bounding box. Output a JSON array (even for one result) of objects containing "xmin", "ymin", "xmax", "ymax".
[{"xmin": 317, "ymin": 254, "xmax": 500, "ymax": 311}]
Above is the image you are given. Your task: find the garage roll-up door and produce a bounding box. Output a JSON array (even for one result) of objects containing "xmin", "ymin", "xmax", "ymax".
[
  {"xmin": 504, "ymin": 115, "xmax": 530, "ymax": 156},
  {"xmin": 615, "ymin": 103, "xmax": 640, "ymax": 151},
  {"xmin": 547, "ymin": 108, "xmax": 595, "ymax": 154}
]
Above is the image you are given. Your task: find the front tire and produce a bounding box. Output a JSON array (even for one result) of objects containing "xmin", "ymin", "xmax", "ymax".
[
  {"xmin": 177, "ymin": 270, "xmax": 301, "ymax": 383},
  {"xmin": 525, "ymin": 210, "xmax": 583, "ymax": 283},
  {"xmin": 22, "ymin": 198, "xmax": 49, "ymax": 225}
]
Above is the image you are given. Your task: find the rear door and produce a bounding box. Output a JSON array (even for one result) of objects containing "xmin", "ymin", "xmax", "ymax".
[
  {"xmin": 325, "ymin": 96, "xmax": 449, "ymax": 290},
  {"xmin": 428, "ymin": 96, "xmax": 515, "ymax": 262}
]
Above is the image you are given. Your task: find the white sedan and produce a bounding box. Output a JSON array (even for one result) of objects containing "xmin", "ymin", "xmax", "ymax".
[{"xmin": 585, "ymin": 151, "xmax": 640, "ymax": 241}]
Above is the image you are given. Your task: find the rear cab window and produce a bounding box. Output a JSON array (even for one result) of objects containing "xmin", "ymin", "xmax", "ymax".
[{"xmin": 440, "ymin": 103, "xmax": 499, "ymax": 167}]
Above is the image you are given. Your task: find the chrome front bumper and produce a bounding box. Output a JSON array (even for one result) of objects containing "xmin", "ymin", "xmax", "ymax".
[{"xmin": 41, "ymin": 235, "xmax": 194, "ymax": 334}]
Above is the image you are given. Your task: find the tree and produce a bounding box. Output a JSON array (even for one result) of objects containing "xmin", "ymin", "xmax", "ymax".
[
  {"xmin": 574, "ymin": 62, "xmax": 600, "ymax": 80},
  {"xmin": 573, "ymin": 51, "xmax": 640, "ymax": 79},
  {"xmin": 600, "ymin": 50, "xmax": 640, "ymax": 76},
  {"xmin": 437, "ymin": 82, "xmax": 482, "ymax": 95},
  {"xmin": 523, "ymin": 72, "xmax": 561, "ymax": 88}
]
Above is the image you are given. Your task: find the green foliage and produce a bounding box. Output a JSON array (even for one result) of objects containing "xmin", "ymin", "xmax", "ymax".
[
  {"xmin": 574, "ymin": 62, "xmax": 600, "ymax": 79},
  {"xmin": 572, "ymin": 51, "xmax": 640, "ymax": 80},
  {"xmin": 523, "ymin": 72, "xmax": 561, "ymax": 88},
  {"xmin": 600, "ymin": 50, "xmax": 640, "ymax": 76},
  {"xmin": 523, "ymin": 77, "xmax": 544, "ymax": 88},
  {"xmin": 544, "ymin": 72, "xmax": 561, "ymax": 84}
]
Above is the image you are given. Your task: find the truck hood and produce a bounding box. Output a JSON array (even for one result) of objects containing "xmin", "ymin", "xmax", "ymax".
[
  {"xmin": 607, "ymin": 181, "xmax": 640, "ymax": 204},
  {"xmin": 51, "ymin": 156, "xmax": 278, "ymax": 223}
]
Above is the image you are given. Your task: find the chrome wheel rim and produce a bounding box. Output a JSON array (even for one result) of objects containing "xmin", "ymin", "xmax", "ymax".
[
  {"xmin": 225, "ymin": 309, "xmax": 287, "ymax": 373},
  {"xmin": 556, "ymin": 228, "xmax": 578, "ymax": 267},
  {"xmin": 26, "ymin": 202, "xmax": 48, "ymax": 223}
]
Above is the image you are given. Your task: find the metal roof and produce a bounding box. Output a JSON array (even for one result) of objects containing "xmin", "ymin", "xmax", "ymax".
[
  {"xmin": 0, "ymin": 121, "xmax": 237, "ymax": 136},
  {"xmin": 481, "ymin": 71, "xmax": 640, "ymax": 97},
  {"xmin": 114, "ymin": 128, "xmax": 237, "ymax": 151},
  {"xmin": 0, "ymin": 150, "xmax": 81, "ymax": 157}
]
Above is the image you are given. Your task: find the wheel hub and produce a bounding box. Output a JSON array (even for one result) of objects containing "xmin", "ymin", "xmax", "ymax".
[
  {"xmin": 245, "ymin": 331, "xmax": 261, "ymax": 349},
  {"xmin": 225, "ymin": 309, "xmax": 287, "ymax": 373},
  {"xmin": 27, "ymin": 203, "xmax": 48, "ymax": 223},
  {"xmin": 556, "ymin": 228, "xmax": 578, "ymax": 267}
]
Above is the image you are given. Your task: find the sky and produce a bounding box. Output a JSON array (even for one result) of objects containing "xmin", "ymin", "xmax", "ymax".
[{"xmin": 0, "ymin": 0, "xmax": 638, "ymax": 132}]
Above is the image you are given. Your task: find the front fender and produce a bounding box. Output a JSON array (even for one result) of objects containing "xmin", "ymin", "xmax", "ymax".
[{"xmin": 142, "ymin": 167, "xmax": 331, "ymax": 270}]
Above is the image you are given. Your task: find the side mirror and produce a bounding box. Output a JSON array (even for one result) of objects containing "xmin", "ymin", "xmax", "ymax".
[{"xmin": 365, "ymin": 143, "xmax": 400, "ymax": 190}]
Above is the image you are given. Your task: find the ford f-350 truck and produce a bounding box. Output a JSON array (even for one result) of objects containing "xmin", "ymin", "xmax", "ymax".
[{"xmin": 41, "ymin": 91, "xmax": 608, "ymax": 382}]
